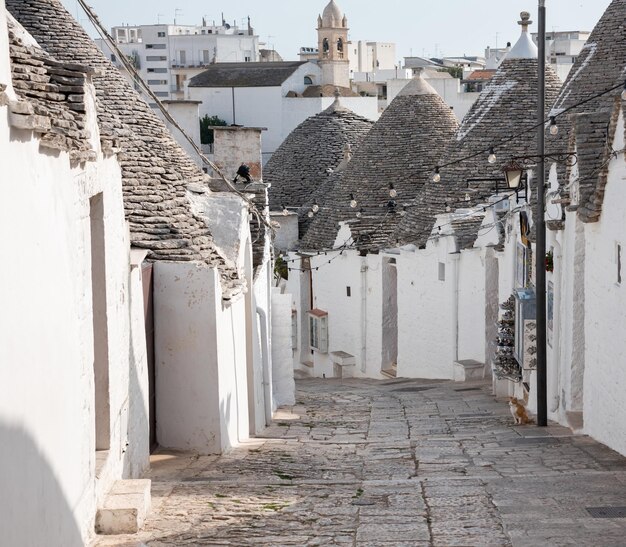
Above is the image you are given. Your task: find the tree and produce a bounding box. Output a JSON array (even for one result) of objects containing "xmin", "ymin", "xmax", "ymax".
[
  {"xmin": 438, "ymin": 66, "xmax": 464, "ymax": 79},
  {"xmin": 199, "ymin": 114, "xmax": 228, "ymax": 145}
]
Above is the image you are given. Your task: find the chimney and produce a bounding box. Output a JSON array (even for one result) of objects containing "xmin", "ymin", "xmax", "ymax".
[{"xmin": 211, "ymin": 126, "xmax": 266, "ymax": 183}]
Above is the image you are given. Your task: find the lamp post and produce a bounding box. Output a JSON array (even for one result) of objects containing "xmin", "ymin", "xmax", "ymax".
[{"xmin": 536, "ymin": 0, "xmax": 548, "ymax": 427}]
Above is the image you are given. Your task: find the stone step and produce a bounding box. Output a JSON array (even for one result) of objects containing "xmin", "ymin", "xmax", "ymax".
[
  {"xmin": 454, "ymin": 359, "xmax": 486, "ymax": 382},
  {"xmin": 95, "ymin": 479, "xmax": 151, "ymax": 535}
]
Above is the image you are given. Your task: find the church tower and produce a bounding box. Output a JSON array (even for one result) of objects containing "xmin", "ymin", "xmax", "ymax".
[{"xmin": 317, "ymin": 0, "xmax": 350, "ymax": 89}]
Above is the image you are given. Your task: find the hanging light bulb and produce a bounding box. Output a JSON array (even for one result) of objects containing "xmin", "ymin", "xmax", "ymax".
[
  {"xmin": 445, "ymin": 202, "xmax": 451, "ymax": 213},
  {"xmin": 488, "ymin": 147, "xmax": 497, "ymax": 164},
  {"xmin": 399, "ymin": 206, "xmax": 407, "ymax": 217},
  {"xmin": 622, "ymin": 81, "xmax": 626, "ymax": 101},
  {"xmin": 356, "ymin": 207, "xmax": 364, "ymax": 218},
  {"xmin": 389, "ymin": 183, "xmax": 397, "ymax": 198},
  {"xmin": 465, "ymin": 192, "xmax": 471, "ymax": 202},
  {"xmin": 312, "ymin": 200, "xmax": 320, "ymax": 213},
  {"xmin": 433, "ymin": 167, "xmax": 441, "ymax": 183},
  {"xmin": 549, "ymin": 116, "xmax": 559, "ymax": 136},
  {"xmin": 349, "ymin": 194, "xmax": 357, "ymax": 208},
  {"xmin": 307, "ymin": 210, "xmax": 314, "ymax": 218},
  {"xmin": 281, "ymin": 204, "xmax": 289, "ymax": 216}
]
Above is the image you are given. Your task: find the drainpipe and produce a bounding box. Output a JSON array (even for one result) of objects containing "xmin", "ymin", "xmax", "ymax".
[
  {"xmin": 256, "ymin": 306, "xmax": 273, "ymax": 425},
  {"xmin": 360, "ymin": 258, "xmax": 368, "ymax": 373},
  {"xmin": 450, "ymin": 253, "xmax": 461, "ymax": 364}
]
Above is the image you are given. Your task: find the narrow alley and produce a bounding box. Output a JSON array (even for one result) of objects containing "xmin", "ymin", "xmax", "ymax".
[{"xmin": 95, "ymin": 378, "xmax": 626, "ymax": 546}]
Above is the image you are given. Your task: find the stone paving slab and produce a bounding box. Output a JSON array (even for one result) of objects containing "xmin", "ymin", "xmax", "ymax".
[{"xmin": 94, "ymin": 378, "xmax": 626, "ymax": 546}]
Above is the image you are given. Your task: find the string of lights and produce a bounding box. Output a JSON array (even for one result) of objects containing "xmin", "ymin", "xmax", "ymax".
[
  {"xmin": 281, "ymin": 144, "xmax": 625, "ymax": 274},
  {"xmin": 287, "ymin": 79, "xmax": 626, "ymax": 221}
]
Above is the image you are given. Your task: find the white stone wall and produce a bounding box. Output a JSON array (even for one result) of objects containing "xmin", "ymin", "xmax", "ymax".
[
  {"xmin": 0, "ymin": 47, "xmax": 148, "ymax": 547},
  {"xmin": 396, "ymin": 244, "xmax": 456, "ymax": 379},
  {"xmin": 153, "ymin": 262, "xmax": 250, "ymax": 454},
  {"xmin": 579, "ymin": 114, "xmax": 626, "ymax": 456},
  {"xmin": 458, "ymin": 249, "xmax": 488, "ymax": 363},
  {"xmin": 271, "ymin": 288, "xmax": 296, "ymax": 406}
]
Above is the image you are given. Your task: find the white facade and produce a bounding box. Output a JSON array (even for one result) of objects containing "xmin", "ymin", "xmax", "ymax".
[
  {"xmin": 532, "ymin": 31, "xmax": 590, "ymax": 82},
  {"xmin": 96, "ymin": 20, "xmax": 260, "ymax": 105},
  {"xmin": 0, "ymin": 9, "xmax": 149, "ymax": 546},
  {"xmin": 349, "ymin": 41, "xmax": 397, "ymax": 74},
  {"xmin": 187, "ymin": 62, "xmax": 378, "ymax": 163},
  {"xmin": 354, "ymin": 68, "xmax": 480, "ymax": 121}
]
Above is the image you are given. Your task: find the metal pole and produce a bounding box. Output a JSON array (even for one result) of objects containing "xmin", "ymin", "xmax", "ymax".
[{"xmin": 536, "ymin": 0, "xmax": 548, "ymax": 426}]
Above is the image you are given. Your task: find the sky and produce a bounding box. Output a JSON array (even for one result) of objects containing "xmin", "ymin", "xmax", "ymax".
[{"xmin": 61, "ymin": 0, "xmax": 612, "ymax": 61}]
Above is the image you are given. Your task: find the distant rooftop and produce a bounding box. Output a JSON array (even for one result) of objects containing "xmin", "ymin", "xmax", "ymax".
[{"xmin": 188, "ymin": 61, "xmax": 309, "ymax": 88}]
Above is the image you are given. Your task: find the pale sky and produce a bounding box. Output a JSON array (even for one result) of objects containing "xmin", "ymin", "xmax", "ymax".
[{"xmin": 62, "ymin": 0, "xmax": 612, "ymax": 61}]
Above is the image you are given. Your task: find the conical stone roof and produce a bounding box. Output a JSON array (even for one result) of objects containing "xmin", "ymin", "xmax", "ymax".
[
  {"xmin": 395, "ymin": 29, "xmax": 562, "ymax": 248},
  {"xmin": 321, "ymin": 0, "xmax": 344, "ymax": 28},
  {"xmin": 7, "ymin": 0, "xmax": 243, "ymax": 296},
  {"xmin": 548, "ymin": 0, "xmax": 626, "ymax": 223},
  {"xmin": 266, "ymin": 99, "xmax": 373, "ymax": 212},
  {"xmin": 301, "ymin": 76, "xmax": 459, "ymax": 251}
]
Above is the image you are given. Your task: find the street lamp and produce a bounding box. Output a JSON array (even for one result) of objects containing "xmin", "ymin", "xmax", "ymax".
[{"xmin": 503, "ymin": 164, "xmax": 524, "ymax": 190}]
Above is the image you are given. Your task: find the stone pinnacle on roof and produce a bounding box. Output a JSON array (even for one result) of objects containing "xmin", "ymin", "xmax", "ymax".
[
  {"xmin": 507, "ymin": 11, "xmax": 538, "ymax": 60},
  {"xmin": 397, "ymin": 73, "xmax": 439, "ymax": 97}
]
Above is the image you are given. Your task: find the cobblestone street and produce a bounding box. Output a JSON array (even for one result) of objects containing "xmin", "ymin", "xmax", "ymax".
[{"xmin": 98, "ymin": 378, "xmax": 626, "ymax": 546}]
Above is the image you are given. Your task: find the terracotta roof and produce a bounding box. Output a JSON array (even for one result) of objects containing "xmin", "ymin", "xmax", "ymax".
[
  {"xmin": 548, "ymin": 0, "xmax": 626, "ymax": 223},
  {"xmin": 464, "ymin": 70, "xmax": 496, "ymax": 81},
  {"xmin": 301, "ymin": 76, "xmax": 459, "ymax": 251},
  {"xmin": 265, "ymin": 98, "xmax": 373, "ymax": 218},
  {"xmin": 394, "ymin": 57, "xmax": 562, "ymax": 248},
  {"xmin": 188, "ymin": 61, "xmax": 308, "ymax": 88},
  {"xmin": 7, "ymin": 0, "xmax": 243, "ymax": 296}
]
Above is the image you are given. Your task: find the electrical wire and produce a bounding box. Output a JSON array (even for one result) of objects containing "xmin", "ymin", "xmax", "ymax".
[{"xmin": 75, "ymin": 0, "xmax": 274, "ymax": 235}]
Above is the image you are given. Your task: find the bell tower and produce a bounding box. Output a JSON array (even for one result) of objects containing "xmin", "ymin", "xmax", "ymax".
[{"xmin": 317, "ymin": 0, "xmax": 350, "ymax": 88}]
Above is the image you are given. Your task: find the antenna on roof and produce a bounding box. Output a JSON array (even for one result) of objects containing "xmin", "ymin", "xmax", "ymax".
[{"xmin": 174, "ymin": 8, "xmax": 183, "ymax": 25}]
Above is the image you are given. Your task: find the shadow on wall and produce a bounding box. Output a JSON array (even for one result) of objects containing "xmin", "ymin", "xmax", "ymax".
[{"xmin": 0, "ymin": 423, "xmax": 83, "ymax": 547}]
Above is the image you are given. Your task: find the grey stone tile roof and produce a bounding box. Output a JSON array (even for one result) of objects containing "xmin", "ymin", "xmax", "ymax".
[
  {"xmin": 394, "ymin": 58, "xmax": 562, "ymax": 248},
  {"xmin": 301, "ymin": 77, "xmax": 459, "ymax": 251},
  {"xmin": 6, "ymin": 15, "xmax": 94, "ymax": 164},
  {"xmin": 449, "ymin": 217, "xmax": 485, "ymax": 251},
  {"xmin": 188, "ymin": 61, "xmax": 308, "ymax": 88},
  {"xmin": 549, "ymin": 0, "xmax": 626, "ymax": 223},
  {"xmin": 7, "ymin": 0, "xmax": 243, "ymax": 297},
  {"xmin": 265, "ymin": 98, "xmax": 373, "ymax": 213}
]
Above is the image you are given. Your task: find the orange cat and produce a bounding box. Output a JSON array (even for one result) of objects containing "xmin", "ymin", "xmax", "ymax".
[{"xmin": 509, "ymin": 397, "xmax": 534, "ymax": 425}]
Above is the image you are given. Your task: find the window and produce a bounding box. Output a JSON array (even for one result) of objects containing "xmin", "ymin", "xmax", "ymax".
[
  {"xmin": 147, "ymin": 79, "xmax": 167, "ymax": 85},
  {"xmin": 146, "ymin": 43, "xmax": 166, "ymax": 50},
  {"xmin": 308, "ymin": 310, "xmax": 328, "ymax": 353},
  {"xmin": 438, "ymin": 262, "xmax": 446, "ymax": 281},
  {"xmin": 154, "ymin": 91, "xmax": 169, "ymax": 97},
  {"xmin": 157, "ymin": 31, "xmax": 166, "ymax": 37},
  {"xmin": 146, "ymin": 56, "xmax": 167, "ymax": 61},
  {"xmin": 346, "ymin": 286, "xmax": 351, "ymax": 297},
  {"xmin": 110, "ymin": 54, "xmax": 116, "ymax": 62},
  {"xmin": 304, "ymin": 76, "xmax": 313, "ymax": 85},
  {"xmin": 617, "ymin": 243, "xmax": 622, "ymax": 285},
  {"xmin": 147, "ymin": 68, "xmax": 167, "ymax": 73}
]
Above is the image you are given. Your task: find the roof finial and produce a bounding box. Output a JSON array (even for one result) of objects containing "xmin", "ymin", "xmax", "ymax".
[
  {"xmin": 334, "ymin": 87, "xmax": 341, "ymax": 99},
  {"xmin": 518, "ymin": 11, "xmax": 532, "ymax": 33}
]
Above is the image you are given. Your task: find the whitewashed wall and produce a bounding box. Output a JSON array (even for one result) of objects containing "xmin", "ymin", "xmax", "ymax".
[
  {"xmin": 0, "ymin": 41, "xmax": 148, "ymax": 547},
  {"xmin": 396, "ymin": 243, "xmax": 456, "ymax": 379},
  {"xmin": 190, "ymin": 86, "xmax": 282, "ymax": 160},
  {"xmin": 153, "ymin": 262, "xmax": 250, "ymax": 454},
  {"xmin": 271, "ymin": 287, "xmax": 296, "ymax": 406},
  {"xmin": 580, "ymin": 113, "xmax": 626, "ymax": 456}
]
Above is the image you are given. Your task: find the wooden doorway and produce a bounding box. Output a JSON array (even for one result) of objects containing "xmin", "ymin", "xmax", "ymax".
[{"xmin": 142, "ymin": 263, "xmax": 157, "ymax": 453}]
